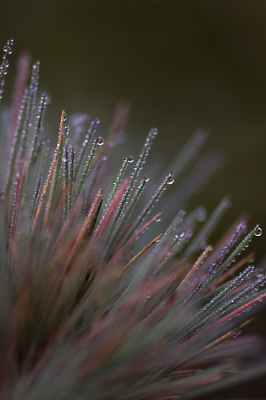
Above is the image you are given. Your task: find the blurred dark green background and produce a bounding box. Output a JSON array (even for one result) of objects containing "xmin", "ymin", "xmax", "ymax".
[{"xmin": 2, "ymin": 0, "xmax": 266, "ymax": 397}]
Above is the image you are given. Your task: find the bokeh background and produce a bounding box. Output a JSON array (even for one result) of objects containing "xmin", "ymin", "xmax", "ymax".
[{"xmin": 1, "ymin": 0, "xmax": 266, "ymax": 397}]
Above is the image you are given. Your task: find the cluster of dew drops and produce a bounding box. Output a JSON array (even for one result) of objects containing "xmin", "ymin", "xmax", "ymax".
[{"xmin": 0, "ymin": 38, "xmax": 13, "ymax": 100}]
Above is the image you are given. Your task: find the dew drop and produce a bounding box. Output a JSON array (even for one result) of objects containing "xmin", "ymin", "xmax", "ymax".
[
  {"xmin": 128, "ymin": 155, "xmax": 134, "ymax": 163},
  {"xmin": 167, "ymin": 178, "xmax": 174, "ymax": 185},
  {"xmin": 256, "ymin": 268, "xmax": 264, "ymax": 278},
  {"xmin": 255, "ymin": 225, "xmax": 262, "ymax": 237},
  {"xmin": 97, "ymin": 137, "xmax": 104, "ymax": 146},
  {"xmin": 143, "ymin": 175, "xmax": 149, "ymax": 182},
  {"xmin": 151, "ymin": 128, "xmax": 158, "ymax": 137},
  {"xmin": 64, "ymin": 126, "xmax": 69, "ymax": 136},
  {"xmin": 155, "ymin": 217, "xmax": 161, "ymax": 222},
  {"xmin": 63, "ymin": 112, "xmax": 67, "ymax": 121}
]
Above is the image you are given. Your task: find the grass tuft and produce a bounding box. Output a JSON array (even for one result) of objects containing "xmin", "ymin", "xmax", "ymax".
[{"xmin": 0, "ymin": 38, "xmax": 266, "ymax": 400}]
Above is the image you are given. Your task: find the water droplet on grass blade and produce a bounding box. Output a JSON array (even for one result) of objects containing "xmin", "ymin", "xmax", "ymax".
[
  {"xmin": 255, "ymin": 225, "xmax": 262, "ymax": 237},
  {"xmin": 143, "ymin": 175, "xmax": 149, "ymax": 182},
  {"xmin": 167, "ymin": 178, "xmax": 174, "ymax": 185},
  {"xmin": 256, "ymin": 268, "xmax": 264, "ymax": 278}
]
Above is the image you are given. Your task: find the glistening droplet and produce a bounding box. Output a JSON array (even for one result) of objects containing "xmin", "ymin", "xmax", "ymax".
[
  {"xmin": 143, "ymin": 175, "xmax": 149, "ymax": 182},
  {"xmin": 256, "ymin": 268, "xmax": 264, "ymax": 278},
  {"xmin": 97, "ymin": 137, "xmax": 104, "ymax": 146},
  {"xmin": 255, "ymin": 225, "xmax": 262, "ymax": 237},
  {"xmin": 167, "ymin": 178, "xmax": 174, "ymax": 185}
]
